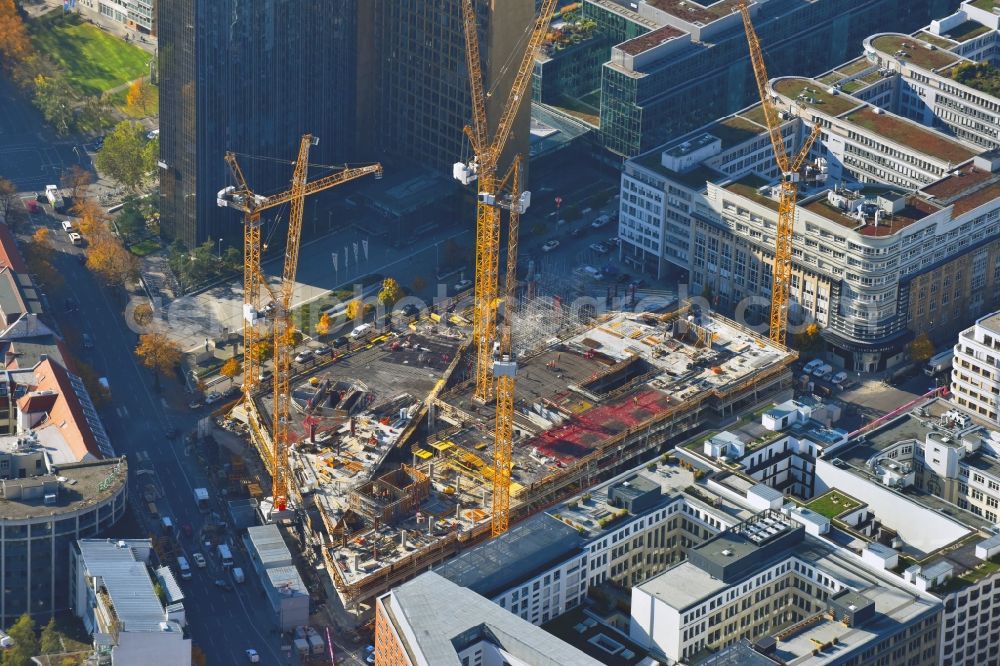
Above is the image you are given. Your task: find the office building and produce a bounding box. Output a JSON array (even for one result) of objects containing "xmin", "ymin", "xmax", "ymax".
[
  {"xmin": 532, "ymin": 0, "xmax": 959, "ymax": 161},
  {"xmin": 630, "ymin": 510, "xmax": 942, "ymax": 664},
  {"xmin": 435, "ymin": 463, "xmax": 745, "ymax": 626},
  {"xmin": 365, "ymin": 0, "xmax": 534, "ymax": 173},
  {"xmin": 374, "ymin": 571, "xmax": 606, "ymax": 666},
  {"xmin": 76, "ymin": 0, "xmax": 156, "ymax": 35},
  {"xmin": 682, "ymin": 395, "xmax": 1000, "ymax": 666},
  {"xmin": 157, "ymin": 0, "xmax": 359, "ymax": 249},
  {"xmin": 618, "ymin": 25, "xmax": 1000, "ymax": 370},
  {"xmin": 952, "ymin": 311, "xmax": 1000, "ymax": 424},
  {"xmin": 71, "ymin": 539, "xmax": 190, "ymax": 666}
]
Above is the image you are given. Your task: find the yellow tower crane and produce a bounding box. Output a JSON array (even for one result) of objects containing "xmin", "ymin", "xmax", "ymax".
[
  {"xmin": 737, "ymin": 0, "xmax": 821, "ymax": 346},
  {"xmin": 219, "ymin": 137, "xmax": 382, "ymax": 511},
  {"xmin": 455, "ymin": 0, "xmax": 557, "ymax": 403},
  {"xmin": 489, "ymin": 155, "xmax": 526, "ymax": 536}
]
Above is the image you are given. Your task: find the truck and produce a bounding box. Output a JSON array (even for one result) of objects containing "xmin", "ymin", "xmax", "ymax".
[
  {"xmin": 176, "ymin": 556, "xmax": 192, "ymax": 580},
  {"xmin": 232, "ymin": 567, "xmax": 245, "ymax": 584},
  {"xmin": 924, "ymin": 349, "xmax": 954, "ymax": 376},
  {"xmin": 217, "ymin": 543, "xmax": 234, "ymax": 569},
  {"xmin": 44, "ymin": 185, "xmax": 66, "ymax": 212},
  {"xmin": 194, "ymin": 487, "xmax": 210, "ymax": 512},
  {"xmin": 161, "ymin": 516, "xmax": 174, "ymax": 535}
]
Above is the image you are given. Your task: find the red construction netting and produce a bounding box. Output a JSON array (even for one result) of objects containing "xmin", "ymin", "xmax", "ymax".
[{"xmin": 527, "ymin": 389, "xmax": 674, "ymax": 463}]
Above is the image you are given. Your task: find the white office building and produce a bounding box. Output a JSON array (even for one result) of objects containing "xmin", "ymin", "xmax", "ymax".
[
  {"xmin": 952, "ymin": 311, "xmax": 1000, "ymax": 425},
  {"xmin": 435, "ymin": 464, "xmax": 745, "ymax": 627}
]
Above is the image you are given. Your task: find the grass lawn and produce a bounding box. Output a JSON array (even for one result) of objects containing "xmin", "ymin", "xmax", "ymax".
[
  {"xmin": 129, "ymin": 238, "xmax": 161, "ymax": 257},
  {"xmin": 108, "ymin": 82, "xmax": 160, "ymax": 118},
  {"xmin": 806, "ymin": 491, "xmax": 861, "ymax": 519},
  {"xmin": 30, "ymin": 15, "xmax": 150, "ymax": 96}
]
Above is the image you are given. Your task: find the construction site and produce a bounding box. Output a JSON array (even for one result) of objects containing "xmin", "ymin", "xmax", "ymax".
[
  {"xmin": 231, "ymin": 302, "xmax": 797, "ymax": 613},
  {"xmin": 202, "ymin": 0, "xmax": 812, "ymax": 624}
]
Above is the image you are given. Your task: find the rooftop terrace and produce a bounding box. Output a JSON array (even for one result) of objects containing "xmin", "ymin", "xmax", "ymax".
[
  {"xmin": 870, "ymin": 34, "xmax": 961, "ymax": 71},
  {"xmin": 617, "ymin": 24, "xmax": 685, "ymax": 56},
  {"xmin": 773, "ymin": 78, "xmax": 863, "ymax": 117},
  {"xmin": 707, "ymin": 115, "xmax": 767, "ymax": 150},
  {"xmin": 723, "ymin": 174, "xmax": 780, "ymax": 212},
  {"xmin": 0, "ymin": 457, "xmax": 126, "ymax": 520},
  {"xmin": 846, "ymin": 106, "xmax": 977, "ymax": 164},
  {"xmin": 647, "ymin": 0, "xmax": 741, "ymax": 24},
  {"xmin": 801, "ymin": 190, "xmax": 937, "ymax": 237}
]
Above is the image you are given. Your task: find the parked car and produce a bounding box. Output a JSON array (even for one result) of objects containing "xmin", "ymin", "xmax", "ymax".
[
  {"xmin": 245, "ymin": 649, "xmax": 260, "ymax": 663},
  {"xmin": 813, "ymin": 365, "xmax": 834, "ymax": 380},
  {"xmin": 333, "ymin": 336, "xmax": 349, "ymax": 348},
  {"xmin": 541, "ymin": 239, "xmax": 560, "ymax": 252},
  {"xmin": 68, "ymin": 232, "xmax": 83, "ymax": 246},
  {"xmin": 204, "ymin": 391, "xmax": 222, "ymax": 405},
  {"xmin": 350, "ymin": 323, "xmax": 374, "ymax": 339},
  {"xmin": 215, "ymin": 579, "xmax": 234, "ymax": 591},
  {"xmin": 802, "ymin": 359, "xmax": 824, "ymax": 374},
  {"xmin": 192, "ymin": 552, "xmax": 207, "ymax": 568},
  {"xmin": 294, "ymin": 349, "xmax": 314, "ymax": 363},
  {"xmin": 452, "ymin": 278, "xmax": 473, "ymax": 293},
  {"xmin": 188, "ymin": 399, "xmax": 203, "ymax": 410},
  {"xmin": 591, "ymin": 216, "xmax": 611, "ymax": 229},
  {"xmin": 831, "ymin": 370, "xmax": 849, "ymax": 385},
  {"xmin": 589, "ymin": 242, "xmax": 609, "ymax": 254},
  {"xmin": 399, "ymin": 303, "xmax": 420, "ymax": 317}
]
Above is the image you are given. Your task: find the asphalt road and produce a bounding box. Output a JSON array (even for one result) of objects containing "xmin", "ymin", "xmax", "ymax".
[
  {"xmin": 23, "ymin": 206, "xmax": 288, "ymax": 664},
  {"xmin": 0, "ymin": 74, "xmax": 90, "ymax": 191}
]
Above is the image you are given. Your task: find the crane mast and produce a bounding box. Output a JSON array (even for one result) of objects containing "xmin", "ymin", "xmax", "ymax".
[
  {"xmin": 491, "ymin": 156, "xmax": 525, "ymax": 537},
  {"xmin": 737, "ymin": 0, "xmax": 820, "ymax": 346},
  {"xmin": 219, "ymin": 137, "xmax": 382, "ymax": 512},
  {"xmin": 457, "ymin": 0, "xmax": 558, "ymax": 403}
]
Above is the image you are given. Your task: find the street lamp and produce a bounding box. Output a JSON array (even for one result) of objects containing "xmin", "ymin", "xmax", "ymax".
[{"xmin": 217, "ymin": 238, "xmax": 223, "ymax": 259}]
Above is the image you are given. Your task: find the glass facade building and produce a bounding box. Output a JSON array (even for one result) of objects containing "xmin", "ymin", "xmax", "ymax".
[
  {"xmin": 535, "ymin": 0, "xmax": 959, "ymax": 161},
  {"xmin": 158, "ymin": 0, "xmax": 358, "ymax": 249},
  {"xmin": 366, "ymin": 0, "xmax": 533, "ymax": 173}
]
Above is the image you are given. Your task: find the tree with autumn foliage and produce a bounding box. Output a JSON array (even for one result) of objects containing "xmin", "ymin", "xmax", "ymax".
[
  {"xmin": 345, "ymin": 299, "xmax": 372, "ymax": 321},
  {"xmin": 910, "ymin": 334, "xmax": 936, "ymax": 362},
  {"xmin": 62, "ymin": 164, "xmax": 93, "ymax": 203},
  {"xmin": 73, "ymin": 197, "xmax": 108, "ymax": 238},
  {"xmin": 250, "ymin": 339, "xmax": 273, "ymax": 363},
  {"xmin": 794, "ymin": 322, "xmax": 824, "ymax": 354},
  {"xmin": 132, "ymin": 302, "xmax": 154, "ymax": 327},
  {"xmin": 135, "ymin": 333, "xmax": 182, "ymax": 388},
  {"xmin": 315, "ymin": 313, "xmax": 332, "ymax": 337},
  {"xmin": 126, "ymin": 78, "xmax": 151, "ymax": 114},
  {"xmin": 0, "ymin": 177, "xmax": 16, "ymax": 223},
  {"xmin": 220, "ymin": 358, "xmax": 242, "ymax": 387},
  {"xmin": 0, "ymin": 1, "xmax": 34, "ymax": 80},
  {"xmin": 86, "ymin": 234, "xmax": 140, "ymax": 286},
  {"xmin": 23, "ymin": 228, "xmax": 63, "ymax": 291},
  {"xmin": 378, "ymin": 277, "xmax": 403, "ymax": 308}
]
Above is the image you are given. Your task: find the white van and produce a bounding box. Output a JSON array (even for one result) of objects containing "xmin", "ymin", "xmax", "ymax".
[
  {"xmin": 350, "ymin": 323, "xmax": 374, "ymax": 339},
  {"xmin": 176, "ymin": 556, "xmax": 192, "ymax": 580}
]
